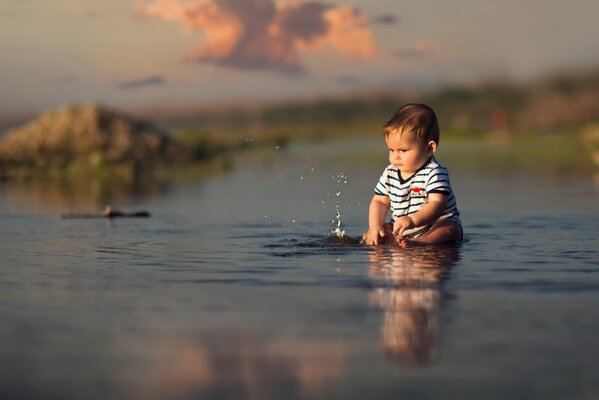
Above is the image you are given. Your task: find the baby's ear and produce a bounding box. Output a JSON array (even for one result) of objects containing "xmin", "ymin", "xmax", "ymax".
[{"xmin": 428, "ymin": 140, "xmax": 437, "ymax": 154}]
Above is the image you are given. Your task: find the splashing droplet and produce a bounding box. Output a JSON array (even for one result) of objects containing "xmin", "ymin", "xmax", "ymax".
[
  {"xmin": 333, "ymin": 173, "xmax": 348, "ymax": 184},
  {"xmin": 330, "ymin": 172, "xmax": 348, "ymax": 238}
]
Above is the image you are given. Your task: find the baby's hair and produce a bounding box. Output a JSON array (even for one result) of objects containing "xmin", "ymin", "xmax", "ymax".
[{"xmin": 384, "ymin": 103, "xmax": 440, "ymax": 144}]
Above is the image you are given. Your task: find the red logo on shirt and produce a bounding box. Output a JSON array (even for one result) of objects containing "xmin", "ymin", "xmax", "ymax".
[{"xmin": 412, "ymin": 187, "xmax": 423, "ymax": 193}]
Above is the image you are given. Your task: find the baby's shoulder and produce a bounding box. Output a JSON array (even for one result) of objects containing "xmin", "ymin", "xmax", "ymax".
[
  {"xmin": 422, "ymin": 157, "xmax": 447, "ymax": 173},
  {"xmin": 419, "ymin": 158, "xmax": 450, "ymax": 182},
  {"xmin": 381, "ymin": 164, "xmax": 399, "ymax": 176}
]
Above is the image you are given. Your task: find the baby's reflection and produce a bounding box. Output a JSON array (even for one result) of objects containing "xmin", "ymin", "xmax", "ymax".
[{"xmin": 368, "ymin": 244, "xmax": 461, "ymax": 366}]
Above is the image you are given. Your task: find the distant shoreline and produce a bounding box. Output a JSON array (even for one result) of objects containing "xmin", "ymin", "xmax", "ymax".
[{"xmin": 2, "ymin": 66, "xmax": 597, "ymax": 139}]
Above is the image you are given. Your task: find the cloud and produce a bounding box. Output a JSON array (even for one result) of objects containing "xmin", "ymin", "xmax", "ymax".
[
  {"xmin": 118, "ymin": 75, "xmax": 165, "ymax": 89},
  {"xmin": 372, "ymin": 14, "xmax": 398, "ymax": 25},
  {"xmin": 135, "ymin": 0, "xmax": 377, "ymax": 74},
  {"xmin": 393, "ymin": 39, "xmax": 440, "ymax": 59}
]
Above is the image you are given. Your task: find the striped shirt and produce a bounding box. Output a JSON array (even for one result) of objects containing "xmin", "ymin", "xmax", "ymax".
[{"xmin": 374, "ymin": 156, "xmax": 460, "ymax": 224}]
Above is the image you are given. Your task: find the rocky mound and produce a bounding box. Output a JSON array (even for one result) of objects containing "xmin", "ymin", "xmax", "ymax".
[{"xmin": 0, "ymin": 104, "xmax": 175, "ymax": 172}]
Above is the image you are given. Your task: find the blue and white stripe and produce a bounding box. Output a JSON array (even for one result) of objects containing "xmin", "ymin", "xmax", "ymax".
[{"xmin": 374, "ymin": 156, "xmax": 460, "ymax": 223}]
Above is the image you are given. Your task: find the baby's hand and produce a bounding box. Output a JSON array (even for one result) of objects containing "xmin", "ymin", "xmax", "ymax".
[
  {"xmin": 362, "ymin": 226, "xmax": 387, "ymax": 245},
  {"xmin": 393, "ymin": 216, "xmax": 415, "ymax": 237}
]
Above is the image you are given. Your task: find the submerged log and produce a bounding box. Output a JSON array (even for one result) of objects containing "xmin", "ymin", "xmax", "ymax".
[{"xmin": 62, "ymin": 206, "xmax": 151, "ymax": 219}]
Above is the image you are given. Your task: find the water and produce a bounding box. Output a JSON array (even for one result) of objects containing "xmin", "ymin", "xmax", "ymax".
[
  {"xmin": 1, "ymin": 139, "xmax": 598, "ymax": 399},
  {"xmin": 331, "ymin": 172, "xmax": 348, "ymax": 238}
]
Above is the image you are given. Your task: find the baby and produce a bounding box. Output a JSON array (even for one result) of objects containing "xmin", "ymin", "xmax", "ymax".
[{"xmin": 362, "ymin": 104, "xmax": 463, "ymax": 246}]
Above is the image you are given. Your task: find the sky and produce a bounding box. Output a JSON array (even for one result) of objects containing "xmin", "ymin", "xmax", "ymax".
[{"xmin": 1, "ymin": 0, "xmax": 599, "ymax": 112}]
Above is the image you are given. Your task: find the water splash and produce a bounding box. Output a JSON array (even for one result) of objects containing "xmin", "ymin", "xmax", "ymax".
[{"xmin": 331, "ymin": 173, "xmax": 348, "ymax": 238}]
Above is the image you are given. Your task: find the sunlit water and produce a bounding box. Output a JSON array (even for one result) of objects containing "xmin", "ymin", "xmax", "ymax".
[{"xmin": 1, "ymin": 139, "xmax": 598, "ymax": 399}]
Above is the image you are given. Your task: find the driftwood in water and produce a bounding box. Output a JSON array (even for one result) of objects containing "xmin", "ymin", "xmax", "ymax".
[{"xmin": 62, "ymin": 206, "xmax": 151, "ymax": 219}]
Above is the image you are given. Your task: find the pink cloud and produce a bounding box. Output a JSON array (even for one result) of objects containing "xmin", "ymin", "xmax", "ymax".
[{"xmin": 136, "ymin": 0, "xmax": 377, "ymax": 73}]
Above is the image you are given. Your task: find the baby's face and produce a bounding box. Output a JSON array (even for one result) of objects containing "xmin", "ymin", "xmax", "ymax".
[{"xmin": 385, "ymin": 129, "xmax": 434, "ymax": 175}]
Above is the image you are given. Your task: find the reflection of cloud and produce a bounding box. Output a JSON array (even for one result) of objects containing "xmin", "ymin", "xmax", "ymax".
[
  {"xmin": 394, "ymin": 39, "xmax": 440, "ymax": 59},
  {"xmin": 119, "ymin": 75, "xmax": 165, "ymax": 89},
  {"xmin": 84, "ymin": 10, "xmax": 97, "ymax": 19},
  {"xmin": 126, "ymin": 334, "xmax": 347, "ymax": 399},
  {"xmin": 135, "ymin": 0, "xmax": 377, "ymax": 74},
  {"xmin": 372, "ymin": 14, "xmax": 398, "ymax": 25}
]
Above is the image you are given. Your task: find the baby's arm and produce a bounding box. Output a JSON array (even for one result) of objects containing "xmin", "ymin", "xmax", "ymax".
[
  {"xmin": 363, "ymin": 194, "xmax": 391, "ymax": 245},
  {"xmin": 393, "ymin": 193, "xmax": 448, "ymax": 236}
]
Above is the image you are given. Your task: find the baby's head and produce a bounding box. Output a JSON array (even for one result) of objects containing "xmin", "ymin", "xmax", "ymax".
[
  {"xmin": 384, "ymin": 103, "xmax": 440, "ymax": 146},
  {"xmin": 383, "ymin": 104, "xmax": 440, "ymax": 173}
]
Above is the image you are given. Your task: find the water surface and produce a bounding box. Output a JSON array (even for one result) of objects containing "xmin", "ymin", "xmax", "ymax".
[{"xmin": 1, "ymin": 139, "xmax": 598, "ymax": 399}]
